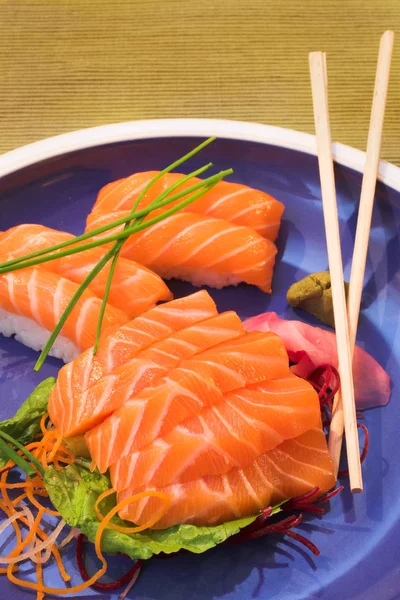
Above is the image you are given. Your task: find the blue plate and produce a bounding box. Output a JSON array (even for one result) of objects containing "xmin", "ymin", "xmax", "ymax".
[{"xmin": 0, "ymin": 122, "xmax": 399, "ymax": 599}]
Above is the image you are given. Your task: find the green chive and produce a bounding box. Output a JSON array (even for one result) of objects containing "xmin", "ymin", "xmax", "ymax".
[
  {"xmin": 34, "ymin": 170, "xmax": 232, "ymax": 370},
  {"xmin": 0, "ymin": 431, "xmax": 44, "ymax": 477},
  {"xmin": 92, "ymin": 249, "xmax": 119, "ymax": 354},
  {"xmin": 0, "ymin": 137, "xmax": 216, "ymax": 273},
  {"xmin": 127, "ymin": 136, "xmax": 216, "ymax": 213},
  {"xmin": 34, "ymin": 246, "xmax": 116, "ymax": 371},
  {"xmin": 92, "ymin": 162, "xmax": 215, "ymax": 352},
  {"xmin": 0, "ymin": 167, "xmax": 221, "ymax": 276}
]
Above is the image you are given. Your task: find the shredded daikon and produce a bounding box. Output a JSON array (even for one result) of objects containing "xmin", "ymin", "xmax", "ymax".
[
  {"xmin": 0, "ymin": 518, "xmax": 66, "ymax": 564},
  {"xmin": 58, "ymin": 527, "xmax": 80, "ymax": 549}
]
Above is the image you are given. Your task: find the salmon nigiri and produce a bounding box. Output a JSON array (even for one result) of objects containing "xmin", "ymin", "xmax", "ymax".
[
  {"xmin": 85, "ymin": 331, "xmax": 290, "ymax": 473},
  {"xmin": 0, "ymin": 224, "xmax": 172, "ymax": 318},
  {"xmin": 60, "ymin": 312, "xmax": 245, "ymax": 438},
  {"xmin": 85, "ymin": 212, "xmax": 278, "ymax": 293},
  {"xmin": 0, "ymin": 267, "xmax": 127, "ymax": 361},
  {"xmin": 90, "ymin": 171, "xmax": 285, "ymax": 241},
  {"xmin": 117, "ymin": 428, "xmax": 335, "ymax": 529},
  {"xmin": 48, "ymin": 291, "xmax": 218, "ymax": 434},
  {"xmin": 110, "ymin": 375, "xmax": 322, "ymax": 492}
]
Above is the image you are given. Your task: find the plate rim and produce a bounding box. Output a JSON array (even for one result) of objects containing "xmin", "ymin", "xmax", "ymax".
[{"xmin": 0, "ymin": 118, "xmax": 400, "ymax": 192}]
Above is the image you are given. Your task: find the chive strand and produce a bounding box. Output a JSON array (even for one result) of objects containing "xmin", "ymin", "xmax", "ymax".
[
  {"xmin": 92, "ymin": 163, "xmax": 214, "ymax": 351},
  {"xmin": 92, "ymin": 250, "xmax": 119, "ymax": 354},
  {"xmin": 0, "ymin": 430, "xmax": 45, "ymax": 476},
  {"xmin": 126, "ymin": 136, "xmax": 215, "ymax": 215},
  {"xmin": 0, "ymin": 137, "xmax": 215, "ymax": 273},
  {"xmin": 25, "ymin": 169, "xmax": 231, "ymax": 276},
  {"xmin": 0, "ymin": 438, "xmax": 36, "ymax": 477},
  {"xmin": 34, "ymin": 171, "xmax": 232, "ymax": 370},
  {"xmin": 0, "ymin": 167, "xmax": 220, "ymax": 276},
  {"xmin": 34, "ymin": 247, "xmax": 116, "ymax": 371}
]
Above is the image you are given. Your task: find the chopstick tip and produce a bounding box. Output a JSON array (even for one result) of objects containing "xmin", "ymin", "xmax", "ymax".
[{"xmin": 381, "ymin": 30, "xmax": 395, "ymax": 44}]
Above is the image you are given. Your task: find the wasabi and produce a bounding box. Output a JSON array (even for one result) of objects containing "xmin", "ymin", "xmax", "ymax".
[{"xmin": 286, "ymin": 271, "xmax": 349, "ymax": 328}]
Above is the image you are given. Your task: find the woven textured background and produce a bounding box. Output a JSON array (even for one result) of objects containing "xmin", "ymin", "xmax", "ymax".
[{"xmin": 0, "ymin": 0, "xmax": 399, "ymax": 164}]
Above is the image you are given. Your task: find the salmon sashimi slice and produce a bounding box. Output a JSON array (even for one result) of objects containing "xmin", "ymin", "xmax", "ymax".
[
  {"xmin": 138, "ymin": 311, "xmax": 245, "ymax": 368},
  {"xmin": 110, "ymin": 375, "xmax": 321, "ymax": 491},
  {"xmin": 117, "ymin": 428, "xmax": 336, "ymax": 529},
  {"xmin": 48, "ymin": 291, "xmax": 217, "ymax": 436},
  {"xmin": 91, "ymin": 171, "xmax": 284, "ymax": 241},
  {"xmin": 85, "ymin": 212, "xmax": 278, "ymax": 293},
  {"xmin": 62, "ymin": 312, "xmax": 245, "ymax": 438},
  {"xmin": 85, "ymin": 331, "xmax": 290, "ymax": 473},
  {"xmin": 0, "ymin": 224, "xmax": 172, "ymax": 318},
  {"xmin": 0, "ymin": 267, "xmax": 127, "ymax": 358}
]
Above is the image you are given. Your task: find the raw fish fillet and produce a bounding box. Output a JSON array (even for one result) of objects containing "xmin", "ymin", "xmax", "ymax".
[
  {"xmin": 85, "ymin": 212, "xmax": 278, "ymax": 293},
  {"xmin": 110, "ymin": 375, "xmax": 322, "ymax": 492},
  {"xmin": 49, "ymin": 291, "xmax": 217, "ymax": 435},
  {"xmin": 91, "ymin": 171, "xmax": 284, "ymax": 240},
  {"xmin": 0, "ymin": 267, "xmax": 127, "ymax": 354},
  {"xmin": 85, "ymin": 331, "xmax": 290, "ymax": 473},
  {"xmin": 117, "ymin": 428, "xmax": 335, "ymax": 529},
  {"xmin": 0, "ymin": 224, "xmax": 172, "ymax": 317},
  {"xmin": 62, "ymin": 311, "xmax": 245, "ymax": 438}
]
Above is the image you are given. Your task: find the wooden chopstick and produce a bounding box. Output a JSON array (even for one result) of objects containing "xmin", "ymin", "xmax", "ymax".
[
  {"xmin": 328, "ymin": 30, "xmax": 395, "ymax": 475},
  {"xmin": 309, "ymin": 51, "xmax": 363, "ymax": 493}
]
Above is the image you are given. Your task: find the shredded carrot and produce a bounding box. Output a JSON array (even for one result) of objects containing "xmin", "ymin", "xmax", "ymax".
[
  {"xmin": 24, "ymin": 442, "xmax": 45, "ymax": 452},
  {"xmin": 11, "ymin": 507, "xmax": 45, "ymax": 558},
  {"xmin": 0, "ymin": 474, "xmax": 23, "ymax": 551},
  {"xmin": 53, "ymin": 457, "xmax": 74, "ymax": 468},
  {"xmin": 40, "ymin": 430, "xmax": 58, "ymax": 449},
  {"xmin": 51, "ymin": 544, "xmax": 71, "ymax": 583},
  {"xmin": 0, "ymin": 460, "xmax": 14, "ymax": 475},
  {"xmin": 52, "ymin": 458, "xmax": 65, "ymax": 470},
  {"xmin": 0, "ymin": 480, "xmax": 44, "ymax": 490},
  {"xmin": 17, "ymin": 517, "xmax": 70, "ymax": 583},
  {"xmin": 94, "ymin": 489, "xmax": 115, "ymax": 522},
  {"xmin": 0, "ymin": 501, "xmax": 21, "ymax": 573},
  {"xmin": 1, "ymin": 472, "xmax": 18, "ymax": 511},
  {"xmin": 25, "ymin": 484, "xmax": 60, "ymax": 517},
  {"xmin": 0, "ymin": 434, "xmax": 75, "ymax": 588},
  {"xmin": 0, "ymin": 423, "xmax": 161, "ymax": 595},
  {"xmin": 95, "ymin": 489, "xmax": 171, "ymax": 533},
  {"xmin": 11, "ymin": 493, "xmax": 27, "ymax": 506},
  {"xmin": 0, "ymin": 504, "xmax": 45, "ymax": 575},
  {"xmin": 36, "ymin": 555, "xmax": 44, "ymax": 600},
  {"xmin": 25, "ymin": 438, "xmax": 72, "ymax": 471},
  {"xmin": 6, "ymin": 490, "xmax": 169, "ymax": 595},
  {"xmin": 40, "ymin": 413, "xmax": 50, "ymax": 436},
  {"xmin": 47, "ymin": 434, "xmax": 63, "ymax": 463}
]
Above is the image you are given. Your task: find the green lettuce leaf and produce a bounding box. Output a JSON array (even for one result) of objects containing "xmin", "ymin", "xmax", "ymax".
[
  {"xmin": 44, "ymin": 462, "xmax": 281, "ymax": 560},
  {"xmin": 0, "ymin": 378, "xmax": 56, "ymax": 467}
]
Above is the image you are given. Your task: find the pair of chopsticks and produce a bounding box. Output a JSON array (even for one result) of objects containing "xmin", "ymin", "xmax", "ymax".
[{"xmin": 309, "ymin": 30, "xmax": 395, "ymax": 493}]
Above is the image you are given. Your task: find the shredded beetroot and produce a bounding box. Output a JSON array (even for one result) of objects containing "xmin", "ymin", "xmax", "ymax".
[
  {"xmin": 282, "ymin": 485, "xmax": 344, "ymax": 514},
  {"xmin": 305, "ymin": 363, "xmax": 370, "ymax": 475},
  {"xmin": 316, "ymin": 486, "xmax": 345, "ymax": 503},
  {"xmin": 234, "ymin": 506, "xmax": 274, "ymax": 537},
  {"xmin": 227, "ymin": 513, "xmax": 320, "ymax": 556},
  {"xmin": 226, "ymin": 483, "xmax": 344, "ymax": 556},
  {"xmin": 307, "ymin": 364, "xmax": 341, "ymax": 407},
  {"xmin": 338, "ymin": 423, "xmax": 370, "ymax": 477},
  {"xmin": 284, "ymin": 529, "xmax": 320, "ymax": 556},
  {"xmin": 76, "ymin": 534, "xmax": 143, "ymax": 591}
]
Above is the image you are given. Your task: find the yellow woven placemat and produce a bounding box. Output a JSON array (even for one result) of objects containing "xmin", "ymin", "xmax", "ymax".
[{"xmin": 0, "ymin": 0, "xmax": 399, "ymax": 165}]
